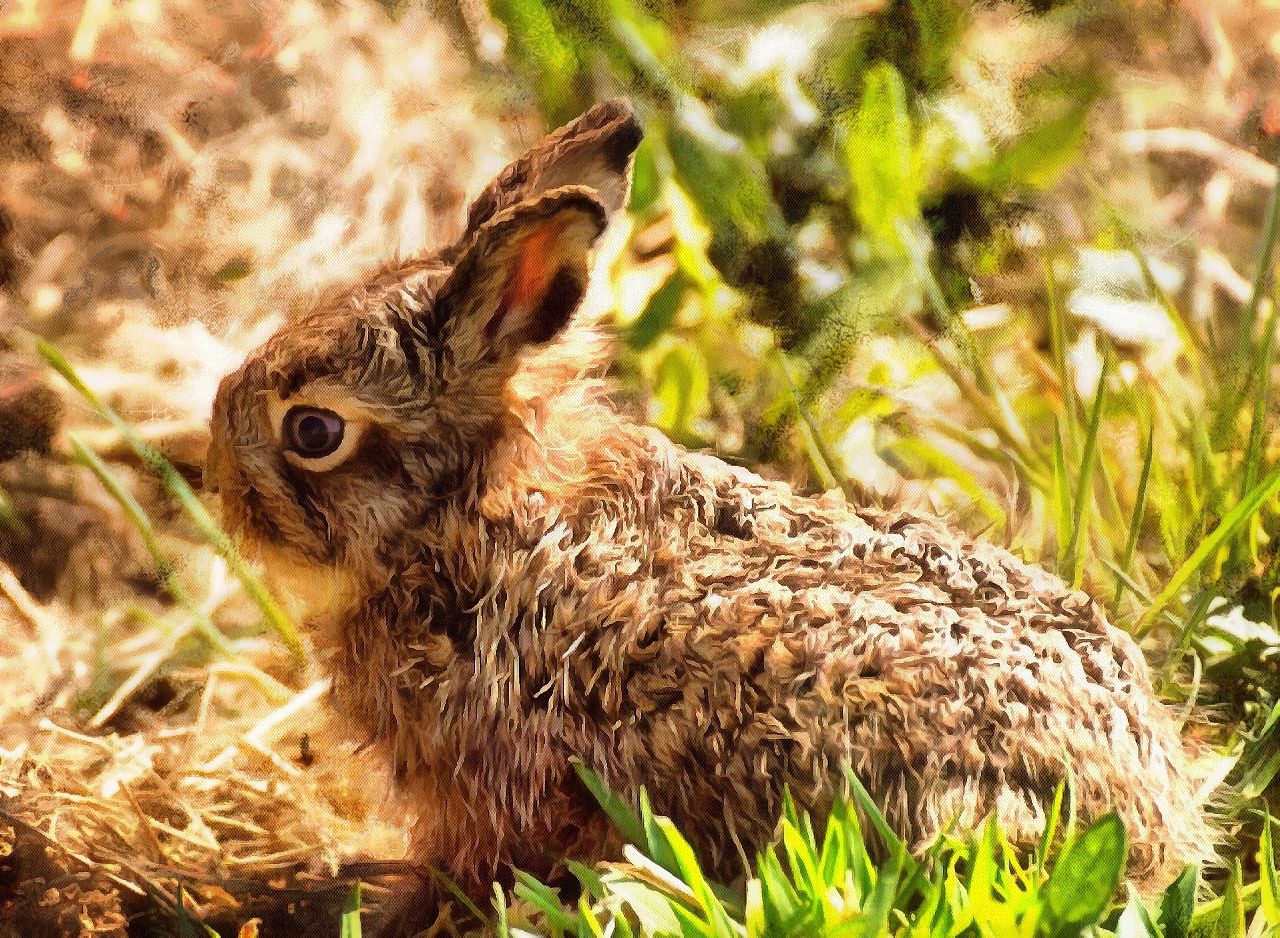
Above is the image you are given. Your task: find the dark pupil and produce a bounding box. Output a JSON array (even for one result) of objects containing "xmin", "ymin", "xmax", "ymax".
[{"xmin": 287, "ymin": 408, "xmax": 343, "ymax": 457}]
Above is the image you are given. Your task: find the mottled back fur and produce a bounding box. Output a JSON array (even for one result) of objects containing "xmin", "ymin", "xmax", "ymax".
[{"xmin": 206, "ymin": 100, "xmax": 1213, "ymax": 909}]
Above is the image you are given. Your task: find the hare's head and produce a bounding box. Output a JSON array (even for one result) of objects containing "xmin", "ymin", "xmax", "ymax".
[{"xmin": 205, "ymin": 100, "xmax": 641, "ymax": 576}]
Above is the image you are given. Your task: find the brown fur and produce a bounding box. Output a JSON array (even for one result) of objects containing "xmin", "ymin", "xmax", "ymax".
[{"xmin": 205, "ymin": 100, "xmax": 1213, "ymax": 908}]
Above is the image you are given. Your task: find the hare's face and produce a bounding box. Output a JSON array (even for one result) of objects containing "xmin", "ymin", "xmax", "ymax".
[{"xmin": 205, "ymin": 100, "xmax": 641, "ymax": 580}]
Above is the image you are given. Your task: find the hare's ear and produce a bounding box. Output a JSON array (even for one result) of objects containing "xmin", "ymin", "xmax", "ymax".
[
  {"xmin": 436, "ymin": 188, "xmax": 608, "ymax": 361},
  {"xmin": 464, "ymin": 98, "xmax": 642, "ymax": 233}
]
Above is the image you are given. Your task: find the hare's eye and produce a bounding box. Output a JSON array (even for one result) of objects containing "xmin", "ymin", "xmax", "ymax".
[{"xmin": 284, "ymin": 407, "xmax": 345, "ymax": 458}]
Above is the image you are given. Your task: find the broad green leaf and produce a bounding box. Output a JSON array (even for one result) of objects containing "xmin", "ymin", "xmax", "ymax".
[
  {"xmin": 487, "ymin": 0, "xmax": 578, "ymax": 119},
  {"xmin": 653, "ymin": 343, "xmax": 711, "ymax": 441},
  {"xmin": 1212, "ymin": 863, "xmax": 1246, "ymax": 938},
  {"xmin": 628, "ymin": 269, "xmax": 688, "ymax": 351},
  {"xmin": 976, "ymin": 94, "xmax": 1093, "ymax": 191},
  {"xmin": 667, "ymin": 98, "xmax": 788, "ymax": 288},
  {"xmin": 1042, "ymin": 812, "xmax": 1127, "ymax": 936},
  {"xmin": 844, "ymin": 62, "xmax": 920, "ymax": 248}
]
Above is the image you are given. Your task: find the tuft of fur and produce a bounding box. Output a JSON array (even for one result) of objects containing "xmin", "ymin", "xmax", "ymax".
[{"xmin": 206, "ymin": 99, "xmax": 1215, "ymax": 906}]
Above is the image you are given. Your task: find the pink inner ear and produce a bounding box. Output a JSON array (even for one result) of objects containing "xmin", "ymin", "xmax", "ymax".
[{"xmin": 486, "ymin": 220, "xmax": 569, "ymax": 342}]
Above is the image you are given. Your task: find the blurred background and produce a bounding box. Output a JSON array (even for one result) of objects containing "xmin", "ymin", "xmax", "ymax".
[{"xmin": 2, "ymin": 0, "xmax": 1280, "ymax": 933}]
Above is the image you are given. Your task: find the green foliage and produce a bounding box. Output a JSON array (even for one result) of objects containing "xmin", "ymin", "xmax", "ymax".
[
  {"xmin": 502, "ymin": 767, "xmax": 1280, "ymax": 938},
  {"xmin": 482, "ymin": 0, "xmax": 1280, "ymax": 862},
  {"xmin": 844, "ymin": 62, "xmax": 920, "ymax": 251},
  {"xmin": 467, "ymin": 0, "xmax": 1280, "ymax": 926}
]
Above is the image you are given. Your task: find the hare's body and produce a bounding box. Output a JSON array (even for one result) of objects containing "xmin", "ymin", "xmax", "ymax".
[
  {"xmin": 206, "ymin": 100, "xmax": 1211, "ymax": 916},
  {"xmin": 314, "ymin": 399, "xmax": 1207, "ymax": 893}
]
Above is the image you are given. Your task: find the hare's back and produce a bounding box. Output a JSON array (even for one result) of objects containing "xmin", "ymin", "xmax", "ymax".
[
  {"xmin": 667, "ymin": 452, "xmax": 1171, "ymax": 756},
  {"xmin": 655, "ymin": 452, "xmax": 1206, "ymax": 885}
]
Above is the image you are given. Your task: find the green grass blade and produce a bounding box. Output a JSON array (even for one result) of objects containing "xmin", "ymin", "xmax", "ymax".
[
  {"xmin": 775, "ymin": 351, "xmax": 853, "ymax": 499},
  {"xmin": 1045, "ymin": 257, "xmax": 1080, "ymax": 439},
  {"xmin": 1083, "ymin": 172, "xmax": 1205, "ymax": 382},
  {"xmin": 1240, "ymin": 306, "xmax": 1278, "ymax": 499},
  {"xmin": 858, "ymin": 843, "xmax": 903, "ymax": 937},
  {"xmin": 902, "ymin": 224, "xmax": 1042, "ymax": 473},
  {"xmin": 175, "ymin": 884, "xmax": 200, "ymax": 938},
  {"xmin": 744, "ymin": 878, "xmax": 766, "ymax": 938},
  {"xmin": 1261, "ymin": 817, "xmax": 1280, "ymax": 927},
  {"xmin": 514, "ymin": 870, "xmax": 580, "ymax": 932},
  {"xmin": 566, "ymin": 859, "xmax": 606, "ymax": 903},
  {"xmin": 1113, "ymin": 422, "xmax": 1156, "ymax": 608},
  {"xmin": 1102, "ymin": 559, "xmax": 1156, "ymax": 608},
  {"xmin": 1160, "ymin": 866, "xmax": 1197, "ymax": 938},
  {"xmin": 341, "ymin": 880, "xmax": 363, "ymax": 938},
  {"xmin": 1138, "ymin": 461, "xmax": 1280, "ymax": 634},
  {"xmin": 1052, "ymin": 421, "xmax": 1072, "ymax": 574},
  {"xmin": 1228, "ymin": 166, "xmax": 1280, "ymax": 390},
  {"xmin": 572, "ymin": 760, "xmax": 647, "ymax": 850},
  {"xmin": 1064, "ymin": 351, "xmax": 1109, "ymax": 589},
  {"xmin": 70, "ymin": 435, "xmax": 235, "ymax": 657},
  {"xmin": 1228, "ymin": 304, "xmax": 1278, "ymax": 579},
  {"xmin": 780, "ymin": 819, "xmax": 824, "ymax": 906},
  {"xmin": 1036, "ymin": 777, "xmax": 1067, "ymax": 875},
  {"xmin": 757, "ymin": 846, "xmax": 803, "ymax": 932},
  {"xmin": 656, "ymin": 817, "xmax": 743, "ymax": 938},
  {"xmin": 427, "ymin": 863, "xmax": 492, "ymax": 928}
]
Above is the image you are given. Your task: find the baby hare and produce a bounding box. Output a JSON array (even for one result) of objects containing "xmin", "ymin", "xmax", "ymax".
[{"xmin": 206, "ymin": 99, "xmax": 1211, "ymax": 919}]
